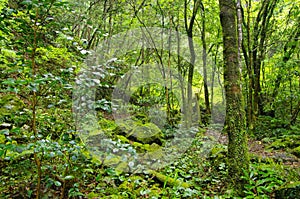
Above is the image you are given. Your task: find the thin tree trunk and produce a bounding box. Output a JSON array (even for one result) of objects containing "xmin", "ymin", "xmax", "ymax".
[
  {"xmin": 245, "ymin": 0, "xmax": 254, "ymax": 129},
  {"xmin": 184, "ymin": 0, "xmax": 200, "ymax": 127},
  {"xmin": 200, "ymin": 2, "xmax": 211, "ymax": 115}
]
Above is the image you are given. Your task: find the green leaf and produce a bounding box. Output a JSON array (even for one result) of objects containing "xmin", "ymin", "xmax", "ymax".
[
  {"xmin": 84, "ymin": 168, "xmax": 94, "ymax": 173},
  {"xmin": 64, "ymin": 175, "xmax": 74, "ymax": 180},
  {"xmin": 54, "ymin": 181, "xmax": 62, "ymax": 187}
]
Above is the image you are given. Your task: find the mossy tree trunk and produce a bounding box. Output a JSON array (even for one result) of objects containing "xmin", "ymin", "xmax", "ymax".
[{"xmin": 218, "ymin": 0, "xmax": 249, "ymax": 194}]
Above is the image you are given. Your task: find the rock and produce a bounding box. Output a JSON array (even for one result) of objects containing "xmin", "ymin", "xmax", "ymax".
[
  {"xmin": 275, "ymin": 181, "xmax": 300, "ymax": 199},
  {"xmin": 116, "ymin": 135, "xmax": 130, "ymax": 143},
  {"xmin": 104, "ymin": 156, "xmax": 122, "ymax": 166},
  {"xmin": 131, "ymin": 123, "xmax": 163, "ymax": 144},
  {"xmin": 147, "ymin": 170, "xmax": 191, "ymax": 188},
  {"xmin": 118, "ymin": 120, "xmax": 136, "ymax": 134},
  {"xmin": 117, "ymin": 120, "xmax": 164, "ymax": 144},
  {"xmin": 272, "ymin": 153, "xmax": 299, "ymax": 163},
  {"xmin": 144, "ymin": 143, "xmax": 164, "ymax": 160}
]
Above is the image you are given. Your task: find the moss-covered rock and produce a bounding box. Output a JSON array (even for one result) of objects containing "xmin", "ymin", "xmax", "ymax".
[
  {"xmin": 147, "ymin": 170, "xmax": 191, "ymax": 188},
  {"xmin": 115, "ymin": 161, "xmax": 129, "ymax": 173},
  {"xmin": 117, "ymin": 120, "xmax": 164, "ymax": 144},
  {"xmin": 117, "ymin": 119, "xmax": 136, "ymax": 134},
  {"xmin": 116, "ymin": 135, "xmax": 130, "ymax": 143},
  {"xmin": 144, "ymin": 143, "xmax": 164, "ymax": 160},
  {"xmin": 144, "ymin": 143, "xmax": 160, "ymax": 151},
  {"xmin": 131, "ymin": 123, "xmax": 163, "ymax": 144},
  {"xmin": 131, "ymin": 141, "xmax": 144, "ymax": 152},
  {"xmin": 275, "ymin": 181, "xmax": 300, "ymax": 199},
  {"xmin": 104, "ymin": 156, "xmax": 122, "ymax": 166},
  {"xmin": 98, "ymin": 118, "xmax": 118, "ymax": 136}
]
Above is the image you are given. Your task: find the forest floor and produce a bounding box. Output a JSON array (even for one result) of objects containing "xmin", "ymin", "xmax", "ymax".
[{"xmin": 205, "ymin": 129, "xmax": 300, "ymax": 168}]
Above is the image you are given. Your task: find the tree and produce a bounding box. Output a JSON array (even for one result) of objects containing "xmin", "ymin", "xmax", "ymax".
[
  {"xmin": 218, "ymin": 0, "xmax": 249, "ymax": 194},
  {"xmin": 199, "ymin": 1, "xmax": 211, "ymax": 115},
  {"xmin": 184, "ymin": 0, "xmax": 201, "ymax": 127}
]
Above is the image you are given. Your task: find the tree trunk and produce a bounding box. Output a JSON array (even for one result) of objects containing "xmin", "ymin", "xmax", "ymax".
[
  {"xmin": 200, "ymin": 2, "xmax": 211, "ymax": 115},
  {"xmin": 219, "ymin": 0, "xmax": 249, "ymax": 194},
  {"xmin": 244, "ymin": 0, "xmax": 254, "ymax": 129},
  {"xmin": 184, "ymin": 0, "xmax": 201, "ymax": 127},
  {"xmin": 252, "ymin": 0, "xmax": 278, "ymax": 117}
]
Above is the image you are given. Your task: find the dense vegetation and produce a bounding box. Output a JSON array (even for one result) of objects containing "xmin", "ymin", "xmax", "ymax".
[{"xmin": 0, "ymin": 0, "xmax": 299, "ymax": 198}]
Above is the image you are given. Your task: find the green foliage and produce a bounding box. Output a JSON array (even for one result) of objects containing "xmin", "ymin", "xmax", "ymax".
[
  {"xmin": 0, "ymin": 0, "xmax": 299, "ymax": 198},
  {"xmin": 275, "ymin": 181, "xmax": 300, "ymax": 199},
  {"xmin": 254, "ymin": 116, "xmax": 290, "ymax": 139},
  {"xmin": 291, "ymin": 146, "xmax": 300, "ymax": 158},
  {"xmin": 242, "ymin": 163, "xmax": 285, "ymax": 198}
]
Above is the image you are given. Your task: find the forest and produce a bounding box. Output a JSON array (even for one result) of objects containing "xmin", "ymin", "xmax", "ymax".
[{"xmin": 0, "ymin": 0, "xmax": 299, "ymax": 198}]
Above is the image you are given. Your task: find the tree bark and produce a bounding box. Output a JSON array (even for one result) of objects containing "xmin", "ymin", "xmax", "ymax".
[
  {"xmin": 200, "ymin": 2, "xmax": 211, "ymax": 115},
  {"xmin": 184, "ymin": 0, "xmax": 201, "ymax": 127},
  {"xmin": 219, "ymin": 0, "xmax": 249, "ymax": 194}
]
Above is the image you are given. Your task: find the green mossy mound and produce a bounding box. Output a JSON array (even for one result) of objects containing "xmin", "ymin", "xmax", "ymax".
[
  {"xmin": 117, "ymin": 120, "xmax": 164, "ymax": 145},
  {"xmin": 131, "ymin": 123, "xmax": 163, "ymax": 144},
  {"xmin": 147, "ymin": 170, "xmax": 191, "ymax": 188},
  {"xmin": 117, "ymin": 119, "xmax": 136, "ymax": 134}
]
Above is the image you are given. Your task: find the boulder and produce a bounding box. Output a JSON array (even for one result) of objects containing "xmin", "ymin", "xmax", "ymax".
[{"xmin": 131, "ymin": 123, "xmax": 163, "ymax": 144}]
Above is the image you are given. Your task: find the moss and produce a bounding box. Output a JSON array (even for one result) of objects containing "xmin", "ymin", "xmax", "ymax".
[
  {"xmin": 117, "ymin": 120, "xmax": 164, "ymax": 145},
  {"xmin": 104, "ymin": 157, "xmax": 121, "ymax": 166},
  {"xmin": 98, "ymin": 118, "xmax": 118, "ymax": 134},
  {"xmin": 249, "ymin": 153, "xmax": 274, "ymax": 164},
  {"xmin": 116, "ymin": 135, "xmax": 130, "ymax": 143},
  {"xmin": 131, "ymin": 141, "xmax": 145, "ymax": 153},
  {"xmin": 87, "ymin": 192, "xmax": 101, "ymax": 199},
  {"xmin": 147, "ymin": 143, "xmax": 161, "ymax": 151},
  {"xmin": 133, "ymin": 113, "xmax": 149, "ymax": 123},
  {"xmin": 115, "ymin": 161, "xmax": 129, "ymax": 173},
  {"xmin": 147, "ymin": 170, "xmax": 191, "ymax": 188},
  {"xmin": 117, "ymin": 119, "xmax": 136, "ymax": 134},
  {"xmin": 144, "ymin": 144, "xmax": 164, "ymax": 160},
  {"xmin": 132, "ymin": 123, "xmax": 163, "ymax": 144},
  {"xmin": 210, "ymin": 144, "xmax": 227, "ymax": 159}
]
